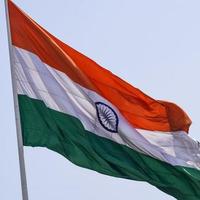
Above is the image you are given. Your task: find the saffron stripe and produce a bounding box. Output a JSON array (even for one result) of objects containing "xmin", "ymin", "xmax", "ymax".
[{"xmin": 9, "ymin": 0, "xmax": 191, "ymax": 132}]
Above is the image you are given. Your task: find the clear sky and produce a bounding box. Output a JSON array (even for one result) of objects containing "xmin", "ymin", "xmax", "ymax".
[{"xmin": 1, "ymin": 0, "xmax": 200, "ymax": 199}]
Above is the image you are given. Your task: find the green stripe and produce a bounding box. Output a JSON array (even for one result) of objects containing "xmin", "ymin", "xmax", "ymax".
[{"xmin": 18, "ymin": 95, "xmax": 200, "ymax": 200}]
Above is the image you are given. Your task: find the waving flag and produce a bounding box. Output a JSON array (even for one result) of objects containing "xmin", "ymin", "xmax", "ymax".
[{"xmin": 8, "ymin": 1, "xmax": 200, "ymax": 199}]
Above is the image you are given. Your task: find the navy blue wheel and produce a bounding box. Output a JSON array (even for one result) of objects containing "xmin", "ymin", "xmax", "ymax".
[{"xmin": 95, "ymin": 102, "xmax": 119, "ymax": 133}]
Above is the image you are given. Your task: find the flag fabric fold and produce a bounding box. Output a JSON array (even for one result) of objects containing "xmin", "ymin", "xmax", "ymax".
[{"xmin": 8, "ymin": 1, "xmax": 200, "ymax": 199}]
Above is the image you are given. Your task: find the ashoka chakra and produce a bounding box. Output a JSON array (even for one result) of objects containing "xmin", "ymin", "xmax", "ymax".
[{"xmin": 95, "ymin": 102, "xmax": 119, "ymax": 133}]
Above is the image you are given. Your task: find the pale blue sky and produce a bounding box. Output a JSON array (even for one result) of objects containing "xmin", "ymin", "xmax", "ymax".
[{"xmin": 1, "ymin": 0, "xmax": 200, "ymax": 199}]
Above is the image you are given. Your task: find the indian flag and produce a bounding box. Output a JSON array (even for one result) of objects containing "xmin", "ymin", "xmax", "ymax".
[{"xmin": 8, "ymin": 1, "xmax": 200, "ymax": 199}]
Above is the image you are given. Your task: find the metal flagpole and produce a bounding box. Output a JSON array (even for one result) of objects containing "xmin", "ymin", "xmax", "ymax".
[{"xmin": 4, "ymin": 0, "xmax": 29, "ymax": 199}]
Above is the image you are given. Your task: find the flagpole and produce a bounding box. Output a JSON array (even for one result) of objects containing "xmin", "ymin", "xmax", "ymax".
[{"xmin": 4, "ymin": 0, "xmax": 29, "ymax": 200}]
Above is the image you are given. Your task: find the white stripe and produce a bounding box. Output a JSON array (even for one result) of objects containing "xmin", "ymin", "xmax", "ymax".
[{"xmin": 13, "ymin": 46, "xmax": 200, "ymax": 170}]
